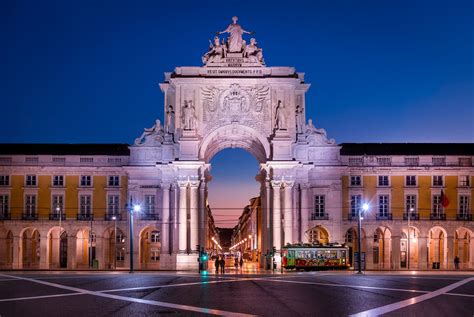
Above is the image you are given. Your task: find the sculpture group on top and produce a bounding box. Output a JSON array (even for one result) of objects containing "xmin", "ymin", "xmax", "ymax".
[{"xmin": 202, "ymin": 16, "xmax": 264, "ymax": 65}]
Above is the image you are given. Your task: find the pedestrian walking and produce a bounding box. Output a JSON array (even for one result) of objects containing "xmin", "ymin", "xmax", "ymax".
[
  {"xmin": 234, "ymin": 257, "xmax": 238, "ymax": 271},
  {"xmin": 454, "ymin": 256, "xmax": 460, "ymax": 269},
  {"xmin": 215, "ymin": 256, "xmax": 220, "ymax": 274},
  {"xmin": 220, "ymin": 257, "xmax": 225, "ymax": 274},
  {"xmin": 239, "ymin": 257, "xmax": 244, "ymax": 270}
]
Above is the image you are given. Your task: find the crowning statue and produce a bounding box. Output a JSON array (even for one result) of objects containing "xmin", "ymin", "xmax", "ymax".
[
  {"xmin": 202, "ymin": 16, "xmax": 264, "ymax": 65},
  {"xmin": 217, "ymin": 16, "xmax": 253, "ymax": 53},
  {"xmin": 305, "ymin": 119, "xmax": 336, "ymax": 144},
  {"xmin": 275, "ymin": 100, "xmax": 287, "ymax": 130}
]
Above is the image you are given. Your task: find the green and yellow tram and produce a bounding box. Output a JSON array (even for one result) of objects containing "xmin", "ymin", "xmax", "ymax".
[{"xmin": 282, "ymin": 243, "xmax": 350, "ymax": 270}]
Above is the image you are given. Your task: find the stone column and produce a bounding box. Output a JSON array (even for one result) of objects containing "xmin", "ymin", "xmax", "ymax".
[
  {"xmin": 391, "ymin": 235, "xmax": 401, "ymax": 270},
  {"xmin": 271, "ymin": 180, "xmax": 282, "ymax": 252},
  {"xmin": 12, "ymin": 235, "xmax": 21, "ymax": 269},
  {"xmin": 95, "ymin": 236, "xmax": 104, "ymax": 269},
  {"xmin": 161, "ymin": 184, "xmax": 170, "ymax": 254},
  {"xmin": 67, "ymin": 235, "xmax": 77, "ymax": 269},
  {"xmin": 300, "ymin": 185, "xmax": 309, "ymax": 243},
  {"xmin": 199, "ymin": 181, "xmax": 206, "ymax": 249},
  {"xmin": 171, "ymin": 184, "xmax": 179, "ymax": 254},
  {"xmin": 283, "ymin": 181, "xmax": 294, "ymax": 245},
  {"xmin": 446, "ymin": 235, "xmax": 454, "ymax": 270},
  {"xmin": 469, "ymin": 237, "xmax": 474, "ymax": 269},
  {"xmin": 39, "ymin": 235, "xmax": 49, "ymax": 269},
  {"xmin": 178, "ymin": 182, "xmax": 187, "ymax": 253},
  {"xmin": 189, "ymin": 182, "xmax": 199, "ymax": 253},
  {"xmin": 418, "ymin": 236, "xmax": 428, "ymax": 269},
  {"xmin": 366, "ymin": 236, "xmax": 374, "ymax": 270}
]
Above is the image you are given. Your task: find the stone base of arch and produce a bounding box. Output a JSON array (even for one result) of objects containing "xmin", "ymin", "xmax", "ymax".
[{"xmin": 176, "ymin": 254, "xmax": 199, "ymax": 270}]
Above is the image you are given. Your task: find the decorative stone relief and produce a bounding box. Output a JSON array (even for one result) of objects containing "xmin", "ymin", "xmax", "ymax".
[
  {"xmin": 182, "ymin": 100, "xmax": 198, "ymax": 131},
  {"xmin": 201, "ymin": 83, "xmax": 270, "ymax": 135}
]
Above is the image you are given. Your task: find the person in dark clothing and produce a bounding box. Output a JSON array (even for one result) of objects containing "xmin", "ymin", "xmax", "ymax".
[
  {"xmin": 239, "ymin": 257, "xmax": 244, "ymax": 270},
  {"xmin": 215, "ymin": 256, "xmax": 220, "ymax": 274},
  {"xmin": 220, "ymin": 257, "xmax": 225, "ymax": 274},
  {"xmin": 454, "ymin": 256, "xmax": 460, "ymax": 269}
]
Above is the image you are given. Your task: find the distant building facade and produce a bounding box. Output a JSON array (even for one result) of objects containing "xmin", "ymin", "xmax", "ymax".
[{"xmin": 1, "ymin": 18, "xmax": 473, "ymax": 270}]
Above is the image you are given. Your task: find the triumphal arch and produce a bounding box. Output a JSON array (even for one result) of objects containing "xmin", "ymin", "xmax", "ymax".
[{"xmin": 128, "ymin": 17, "xmax": 340, "ymax": 269}]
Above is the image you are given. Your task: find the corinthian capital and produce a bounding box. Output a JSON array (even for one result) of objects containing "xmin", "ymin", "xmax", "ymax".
[{"xmin": 271, "ymin": 180, "xmax": 282, "ymax": 188}]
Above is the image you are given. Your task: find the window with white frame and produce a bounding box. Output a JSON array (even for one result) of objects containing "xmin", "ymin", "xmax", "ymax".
[
  {"xmin": 432, "ymin": 195, "xmax": 442, "ymax": 216},
  {"xmin": 116, "ymin": 250, "xmax": 125, "ymax": 261},
  {"xmin": 150, "ymin": 249, "xmax": 160, "ymax": 261},
  {"xmin": 345, "ymin": 229, "xmax": 353, "ymax": 243},
  {"xmin": 405, "ymin": 175, "xmax": 416, "ymax": 187},
  {"xmin": 25, "ymin": 175, "xmax": 37, "ymax": 186},
  {"xmin": 350, "ymin": 195, "xmax": 362, "ymax": 217},
  {"xmin": 313, "ymin": 195, "xmax": 325, "ymax": 218},
  {"xmin": 52, "ymin": 195, "xmax": 64, "ymax": 214},
  {"xmin": 151, "ymin": 231, "xmax": 160, "ymax": 243},
  {"xmin": 459, "ymin": 175, "xmax": 470, "ymax": 187},
  {"xmin": 433, "ymin": 175, "xmax": 443, "ymax": 187},
  {"xmin": 0, "ymin": 195, "xmax": 9, "ymax": 216},
  {"xmin": 25, "ymin": 195, "xmax": 36, "ymax": 216},
  {"xmin": 378, "ymin": 175, "xmax": 389, "ymax": 186},
  {"xmin": 459, "ymin": 196, "xmax": 470, "ymax": 216},
  {"xmin": 108, "ymin": 175, "xmax": 120, "ymax": 187},
  {"xmin": 79, "ymin": 195, "xmax": 92, "ymax": 216},
  {"xmin": 144, "ymin": 195, "xmax": 156, "ymax": 214},
  {"xmin": 406, "ymin": 195, "xmax": 417, "ymax": 214},
  {"xmin": 80, "ymin": 175, "xmax": 92, "ymax": 187},
  {"xmin": 350, "ymin": 176, "xmax": 362, "ymax": 186},
  {"xmin": 0, "ymin": 175, "xmax": 9, "ymax": 186},
  {"xmin": 116, "ymin": 233, "xmax": 125, "ymax": 244},
  {"xmin": 378, "ymin": 195, "xmax": 389, "ymax": 216},
  {"xmin": 107, "ymin": 195, "xmax": 119, "ymax": 215},
  {"xmin": 432, "ymin": 157, "xmax": 446, "ymax": 166},
  {"xmin": 53, "ymin": 175, "xmax": 64, "ymax": 187},
  {"xmin": 458, "ymin": 157, "xmax": 472, "ymax": 166}
]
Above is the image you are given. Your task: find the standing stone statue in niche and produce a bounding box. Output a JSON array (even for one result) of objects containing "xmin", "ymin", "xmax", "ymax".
[
  {"xmin": 295, "ymin": 105, "xmax": 304, "ymax": 134},
  {"xmin": 165, "ymin": 105, "xmax": 175, "ymax": 134},
  {"xmin": 275, "ymin": 100, "xmax": 287, "ymax": 130},
  {"xmin": 182, "ymin": 100, "xmax": 197, "ymax": 130},
  {"xmin": 134, "ymin": 119, "xmax": 163, "ymax": 145},
  {"xmin": 217, "ymin": 16, "xmax": 253, "ymax": 53}
]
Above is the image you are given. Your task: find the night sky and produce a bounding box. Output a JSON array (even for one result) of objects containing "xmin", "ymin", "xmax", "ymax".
[{"xmin": 2, "ymin": 0, "xmax": 473, "ymax": 227}]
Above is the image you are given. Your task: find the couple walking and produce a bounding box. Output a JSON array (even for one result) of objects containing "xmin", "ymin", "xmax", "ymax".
[{"xmin": 215, "ymin": 256, "xmax": 226, "ymax": 274}]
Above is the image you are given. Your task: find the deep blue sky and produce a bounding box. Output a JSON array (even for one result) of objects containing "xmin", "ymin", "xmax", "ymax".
[{"xmin": 2, "ymin": 0, "xmax": 473, "ymax": 226}]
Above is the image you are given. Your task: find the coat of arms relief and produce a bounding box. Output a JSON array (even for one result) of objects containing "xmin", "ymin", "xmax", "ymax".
[{"xmin": 201, "ymin": 83, "xmax": 270, "ymax": 134}]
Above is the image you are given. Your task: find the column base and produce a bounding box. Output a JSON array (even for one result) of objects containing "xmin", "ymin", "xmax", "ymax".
[
  {"xmin": 176, "ymin": 253, "xmax": 199, "ymax": 271},
  {"xmin": 159, "ymin": 253, "xmax": 176, "ymax": 270}
]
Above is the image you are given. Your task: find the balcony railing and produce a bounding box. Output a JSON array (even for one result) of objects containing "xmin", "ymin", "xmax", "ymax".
[
  {"xmin": 77, "ymin": 214, "xmax": 94, "ymax": 221},
  {"xmin": 22, "ymin": 213, "xmax": 38, "ymax": 220},
  {"xmin": 310, "ymin": 213, "xmax": 329, "ymax": 220},
  {"xmin": 139, "ymin": 213, "xmax": 160, "ymax": 221},
  {"xmin": 49, "ymin": 213, "xmax": 66, "ymax": 220},
  {"xmin": 403, "ymin": 213, "xmax": 420, "ymax": 220},
  {"xmin": 105, "ymin": 213, "xmax": 122, "ymax": 221},
  {"xmin": 456, "ymin": 214, "xmax": 473, "ymax": 221},
  {"xmin": 430, "ymin": 213, "xmax": 446, "ymax": 220},
  {"xmin": 0, "ymin": 213, "xmax": 11, "ymax": 220},
  {"xmin": 376, "ymin": 213, "xmax": 393, "ymax": 220}
]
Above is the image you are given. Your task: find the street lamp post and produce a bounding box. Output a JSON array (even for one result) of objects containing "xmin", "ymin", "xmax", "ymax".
[
  {"xmin": 112, "ymin": 216, "xmax": 117, "ymax": 270},
  {"xmin": 129, "ymin": 203, "xmax": 140, "ymax": 273},
  {"xmin": 357, "ymin": 203, "xmax": 369, "ymax": 274}
]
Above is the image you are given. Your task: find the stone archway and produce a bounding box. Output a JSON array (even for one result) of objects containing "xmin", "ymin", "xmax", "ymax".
[
  {"xmin": 428, "ymin": 226, "xmax": 448, "ymax": 269},
  {"xmin": 128, "ymin": 20, "xmax": 341, "ymax": 270}
]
